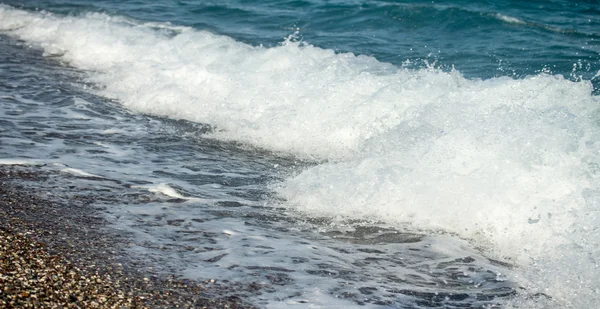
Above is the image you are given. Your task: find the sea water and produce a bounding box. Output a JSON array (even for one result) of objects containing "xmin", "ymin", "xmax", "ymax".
[{"xmin": 0, "ymin": 1, "xmax": 599, "ymax": 308}]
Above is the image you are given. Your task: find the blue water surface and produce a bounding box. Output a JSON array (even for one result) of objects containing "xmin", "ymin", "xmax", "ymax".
[{"xmin": 5, "ymin": 0, "xmax": 600, "ymax": 84}]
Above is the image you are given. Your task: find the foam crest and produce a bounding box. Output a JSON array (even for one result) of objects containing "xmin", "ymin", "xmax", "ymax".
[
  {"xmin": 494, "ymin": 13, "xmax": 526, "ymax": 25},
  {"xmin": 3, "ymin": 7, "xmax": 590, "ymax": 161},
  {"xmin": 0, "ymin": 5, "xmax": 396, "ymax": 159}
]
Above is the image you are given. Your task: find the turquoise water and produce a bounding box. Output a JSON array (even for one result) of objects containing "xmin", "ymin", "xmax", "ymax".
[
  {"xmin": 6, "ymin": 0, "xmax": 600, "ymax": 84},
  {"xmin": 1, "ymin": 1, "xmax": 600, "ymax": 308}
]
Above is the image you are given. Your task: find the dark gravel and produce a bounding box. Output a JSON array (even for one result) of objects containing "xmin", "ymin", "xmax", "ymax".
[{"xmin": 0, "ymin": 165, "xmax": 257, "ymax": 309}]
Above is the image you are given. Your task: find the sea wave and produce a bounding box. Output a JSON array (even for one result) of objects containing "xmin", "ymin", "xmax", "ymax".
[{"xmin": 1, "ymin": 5, "xmax": 600, "ymax": 308}]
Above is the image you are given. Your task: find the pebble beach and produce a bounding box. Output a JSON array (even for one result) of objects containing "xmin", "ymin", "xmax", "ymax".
[{"xmin": 0, "ymin": 165, "xmax": 255, "ymax": 309}]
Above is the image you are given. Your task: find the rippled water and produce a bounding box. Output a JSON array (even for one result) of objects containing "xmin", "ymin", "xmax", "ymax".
[
  {"xmin": 0, "ymin": 33, "xmax": 515, "ymax": 308},
  {"xmin": 5, "ymin": 0, "xmax": 599, "ymax": 81},
  {"xmin": 1, "ymin": 1, "xmax": 599, "ymax": 308}
]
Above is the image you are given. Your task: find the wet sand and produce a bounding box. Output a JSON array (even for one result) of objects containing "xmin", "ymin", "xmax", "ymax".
[{"xmin": 0, "ymin": 165, "xmax": 256, "ymax": 308}]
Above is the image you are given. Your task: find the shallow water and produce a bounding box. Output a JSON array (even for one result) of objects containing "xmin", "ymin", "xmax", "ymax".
[
  {"xmin": 1, "ymin": 1, "xmax": 599, "ymax": 308},
  {"xmin": 0, "ymin": 32, "xmax": 515, "ymax": 308}
]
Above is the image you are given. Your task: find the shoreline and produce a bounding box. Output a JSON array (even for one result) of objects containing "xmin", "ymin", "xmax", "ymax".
[{"xmin": 0, "ymin": 165, "xmax": 255, "ymax": 308}]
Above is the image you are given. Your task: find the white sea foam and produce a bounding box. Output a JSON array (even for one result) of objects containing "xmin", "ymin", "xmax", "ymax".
[
  {"xmin": 278, "ymin": 73, "xmax": 598, "ymax": 254},
  {"xmin": 147, "ymin": 183, "xmax": 187, "ymax": 199},
  {"xmin": 61, "ymin": 167, "xmax": 103, "ymax": 178},
  {"xmin": 133, "ymin": 183, "xmax": 208, "ymax": 202},
  {"xmin": 0, "ymin": 5, "xmax": 397, "ymax": 160},
  {"xmin": 494, "ymin": 13, "xmax": 526, "ymax": 25},
  {"xmin": 0, "ymin": 158, "xmax": 42, "ymax": 165},
  {"xmin": 1, "ymin": 5, "xmax": 599, "ymax": 308}
]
